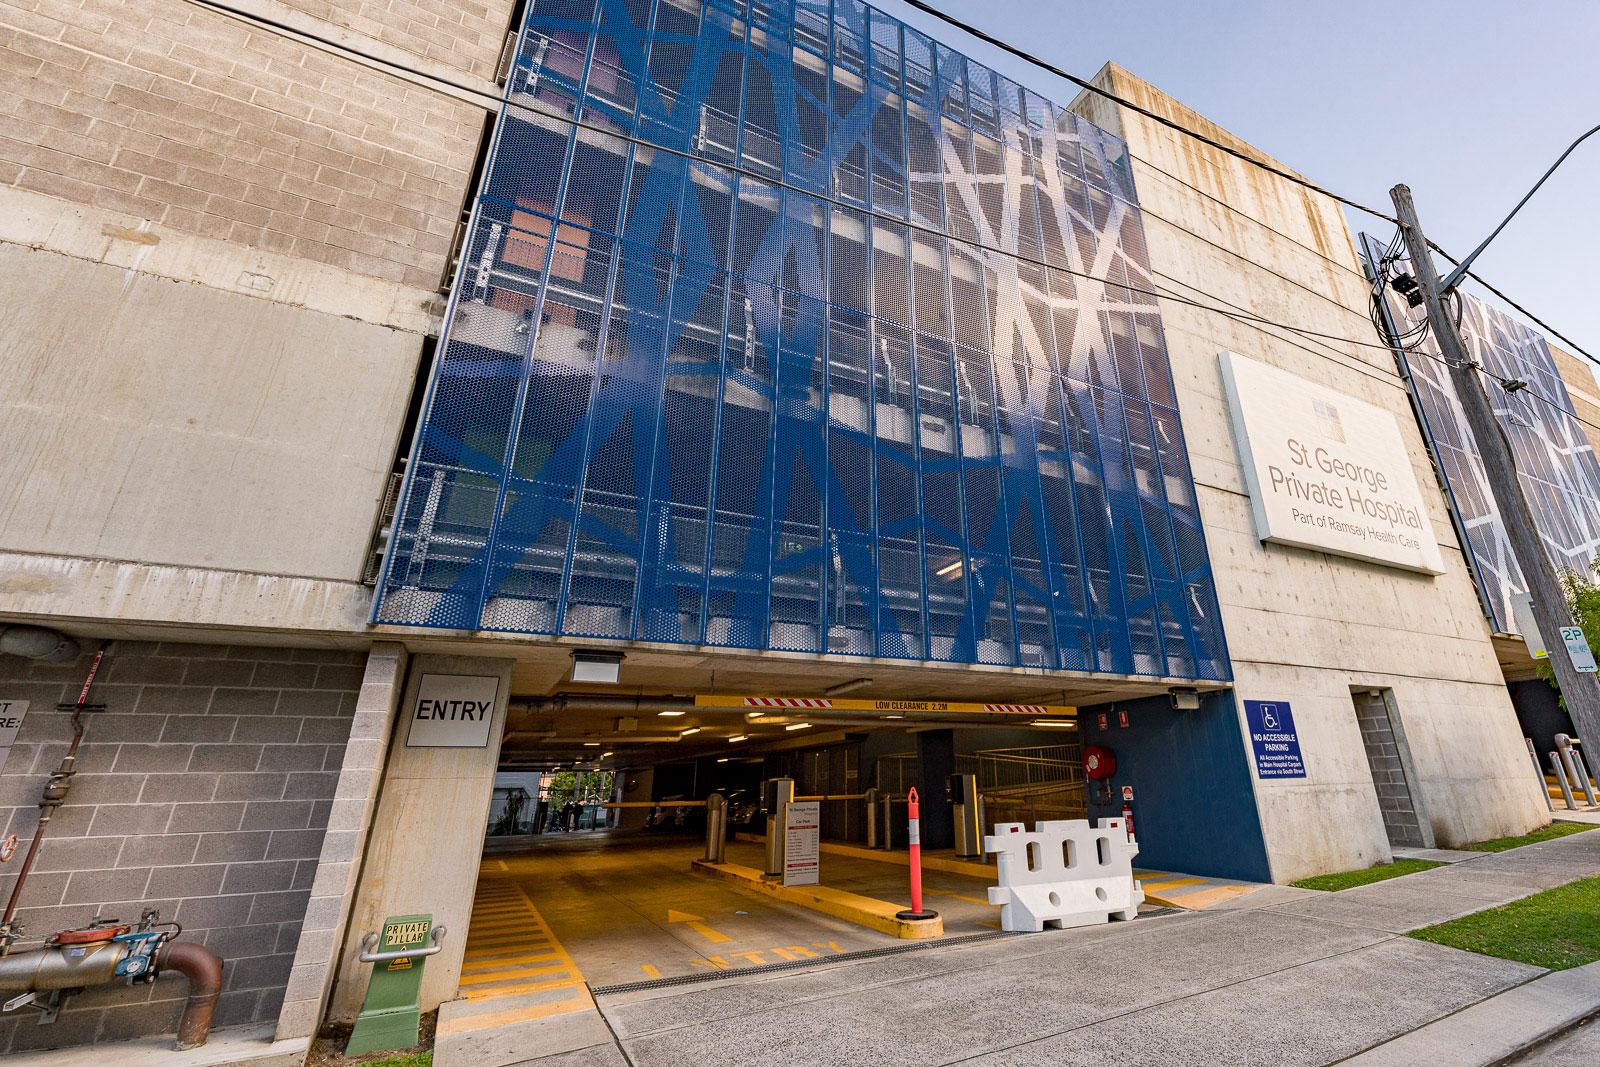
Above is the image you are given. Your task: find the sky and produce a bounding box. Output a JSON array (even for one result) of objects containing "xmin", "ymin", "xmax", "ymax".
[{"xmin": 877, "ymin": 0, "xmax": 1600, "ymax": 369}]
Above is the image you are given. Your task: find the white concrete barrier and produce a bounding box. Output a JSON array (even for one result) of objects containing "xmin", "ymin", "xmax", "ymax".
[{"xmin": 983, "ymin": 818, "xmax": 1144, "ymax": 932}]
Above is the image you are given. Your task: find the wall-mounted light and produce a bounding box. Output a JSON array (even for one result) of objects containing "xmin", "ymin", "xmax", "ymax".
[
  {"xmin": 1168, "ymin": 687, "xmax": 1201, "ymax": 711},
  {"xmin": 571, "ymin": 649, "xmax": 625, "ymax": 684}
]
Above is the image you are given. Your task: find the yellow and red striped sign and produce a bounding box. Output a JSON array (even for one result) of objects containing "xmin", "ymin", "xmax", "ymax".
[{"xmin": 693, "ymin": 696, "xmax": 1075, "ymax": 717}]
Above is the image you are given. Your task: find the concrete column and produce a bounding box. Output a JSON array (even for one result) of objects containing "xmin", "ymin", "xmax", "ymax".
[
  {"xmin": 326, "ymin": 653, "xmax": 515, "ymax": 1022},
  {"xmin": 917, "ymin": 730, "xmax": 956, "ymax": 850},
  {"xmin": 276, "ymin": 642, "xmax": 409, "ymax": 1041}
]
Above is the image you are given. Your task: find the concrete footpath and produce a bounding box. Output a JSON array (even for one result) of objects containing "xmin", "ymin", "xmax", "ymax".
[{"xmin": 521, "ymin": 828, "xmax": 1600, "ymax": 1067}]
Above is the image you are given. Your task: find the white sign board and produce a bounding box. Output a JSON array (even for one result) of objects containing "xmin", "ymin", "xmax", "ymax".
[
  {"xmin": 1561, "ymin": 626, "xmax": 1598, "ymax": 673},
  {"xmin": 405, "ymin": 674, "xmax": 500, "ymax": 748},
  {"xmin": 0, "ymin": 699, "xmax": 28, "ymax": 748},
  {"xmin": 1219, "ymin": 350, "xmax": 1445, "ymax": 575},
  {"xmin": 782, "ymin": 801, "xmax": 821, "ymax": 887},
  {"xmin": 0, "ymin": 699, "xmax": 28, "ymax": 775}
]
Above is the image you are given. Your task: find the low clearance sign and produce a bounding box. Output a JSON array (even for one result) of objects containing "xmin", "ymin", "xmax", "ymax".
[{"xmin": 1220, "ymin": 350, "xmax": 1444, "ymax": 575}]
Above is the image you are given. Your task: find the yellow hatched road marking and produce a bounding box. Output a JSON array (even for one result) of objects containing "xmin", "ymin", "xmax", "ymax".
[
  {"xmin": 462, "ymin": 953, "xmax": 560, "ymax": 971},
  {"xmin": 459, "ymin": 876, "xmax": 585, "ymax": 1001}
]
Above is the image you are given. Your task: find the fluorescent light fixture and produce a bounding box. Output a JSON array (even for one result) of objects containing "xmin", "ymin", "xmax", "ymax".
[
  {"xmin": 570, "ymin": 649, "xmax": 625, "ymax": 684},
  {"xmin": 884, "ymin": 714, "xmax": 904, "ymax": 720},
  {"xmin": 785, "ymin": 722, "xmax": 811, "ymax": 731},
  {"xmin": 935, "ymin": 560, "xmax": 963, "ymax": 577},
  {"xmin": 658, "ymin": 710, "xmax": 686, "ymax": 717},
  {"xmin": 679, "ymin": 727, "xmax": 701, "ymax": 736},
  {"xmin": 582, "ymin": 742, "xmax": 600, "ymax": 746},
  {"xmin": 728, "ymin": 734, "xmax": 748, "ymax": 743},
  {"xmin": 824, "ymin": 677, "xmax": 873, "ymax": 697},
  {"xmin": 716, "ymin": 757, "xmax": 730, "ymax": 763},
  {"xmin": 1032, "ymin": 719, "xmax": 1078, "ymax": 728},
  {"xmin": 601, "ymin": 751, "xmax": 612, "ymax": 758}
]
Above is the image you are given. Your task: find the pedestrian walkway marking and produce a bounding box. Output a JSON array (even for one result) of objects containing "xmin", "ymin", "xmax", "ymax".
[
  {"xmin": 459, "ymin": 872, "xmax": 585, "ymax": 1001},
  {"xmin": 1133, "ymin": 868, "xmax": 1263, "ymax": 909}
]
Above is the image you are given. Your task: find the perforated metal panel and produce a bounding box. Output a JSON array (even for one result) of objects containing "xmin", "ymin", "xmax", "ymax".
[
  {"xmin": 374, "ymin": 0, "xmax": 1229, "ymax": 681},
  {"xmin": 1362, "ymin": 233, "xmax": 1600, "ymax": 637}
]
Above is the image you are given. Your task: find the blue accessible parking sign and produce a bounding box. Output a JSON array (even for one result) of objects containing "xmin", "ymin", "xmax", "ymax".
[{"xmin": 1244, "ymin": 700, "xmax": 1306, "ymax": 779}]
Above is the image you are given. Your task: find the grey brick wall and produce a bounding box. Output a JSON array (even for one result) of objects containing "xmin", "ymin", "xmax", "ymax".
[
  {"xmin": 1352, "ymin": 692, "xmax": 1426, "ymax": 849},
  {"xmin": 0, "ymin": 639, "xmax": 362, "ymax": 1053},
  {"xmin": 0, "ymin": 0, "xmax": 483, "ymax": 289}
]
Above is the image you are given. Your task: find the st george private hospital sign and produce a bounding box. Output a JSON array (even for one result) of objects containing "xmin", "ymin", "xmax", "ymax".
[{"xmin": 1220, "ymin": 351, "xmax": 1445, "ymax": 575}]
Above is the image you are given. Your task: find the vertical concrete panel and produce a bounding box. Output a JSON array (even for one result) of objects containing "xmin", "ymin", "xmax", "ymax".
[{"xmin": 328, "ymin": 654, "xmax": 514, "ymax": 1021}]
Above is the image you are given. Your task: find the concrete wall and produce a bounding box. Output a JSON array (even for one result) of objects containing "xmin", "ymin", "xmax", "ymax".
[
  {"xmin": 327, "ymin": 653, "xmax": 513, "ymax": 1021},
  {"xmin": 0, "ymin": 241, "xmax": 421, "ymax": 582},
  {"xmin": 0, "ymin": 639, "xmax": 360, "ymax": 1052},
  {"xmin": 1072, "ymin": 65, "xmax": 1546, "ymax": 879}
]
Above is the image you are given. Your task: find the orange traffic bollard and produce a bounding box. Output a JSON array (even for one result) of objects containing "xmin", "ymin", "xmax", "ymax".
[{"xmin": 895, "ymin": 787, "xmax": 938, "ymax": 921}]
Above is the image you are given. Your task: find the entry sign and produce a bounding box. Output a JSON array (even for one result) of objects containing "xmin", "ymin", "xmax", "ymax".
[
  {"xmin": 1243, "ymin": 700, "xmax": 1306, "ymax": 779},
  {"xmin": 783, "ymin": 801, "xmax": 821, "ymax": 887},
  {"xmin": 1561, "ymin": 627, "xmax": 1598, "ymax": 673},
  {"xmin": 405, "ymin": 674, "xmax": 500, "ymax": 748},
  {"xmin": 0, "ymin": 700, "xmax": 27, "ymax": 776}
]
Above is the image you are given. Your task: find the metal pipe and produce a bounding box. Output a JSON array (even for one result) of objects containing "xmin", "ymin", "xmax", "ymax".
[
  {"xmin": 0, "ymin": 939, "xmax": 123, "ymax": 991},
  {"xmin": 703, "ymin": 793, "xmax": 727, "ymax": 863},
  {"xmin": 156, "ymin": 940, "xmax": 223, "ymax": 1051},
  {"xmin": 1550, "ymin": 752, "xmax": 1578, "ymax": 810},
  {"xmin": 1556, "ymin": 735, "xmax": 1597, "ymax": 806},
  {"xmin": 1528, "ymin": 738, "xmax": 1554, "ymax": 812}
]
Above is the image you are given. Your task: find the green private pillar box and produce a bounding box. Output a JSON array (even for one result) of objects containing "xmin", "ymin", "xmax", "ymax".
[{"xmin": 346, "ymin": 913, "xmax": 440, "ymax": 1057}]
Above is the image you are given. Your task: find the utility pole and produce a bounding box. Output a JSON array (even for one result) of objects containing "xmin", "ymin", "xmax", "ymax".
[{"xmin": 1391, "ymin": 184, "xmax": 1600, "ymax": 752}]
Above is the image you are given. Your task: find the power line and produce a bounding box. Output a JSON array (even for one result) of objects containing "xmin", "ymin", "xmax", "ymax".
[
  {"xmin": 184, "ymin": 0, "xmax": 1408, "ymax": 359},
  {"xmin": 886, "ymin": 0, "xmax": 1599, "ymax": 364},
  {"xmin": 186, "ymin": 0, "xmax": 1591, "ymax": 374}
]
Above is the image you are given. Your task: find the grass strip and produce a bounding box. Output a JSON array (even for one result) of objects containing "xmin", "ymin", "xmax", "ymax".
[
  {"xmin": 1408, "ymin": 875, "xmax": 1600, "ymax": 970},
  {"xmin": 1464, "ymin": 821, "xmax": 1594, "ymax": 853},
  {"xmin": 1290, "ymin": 858, "xmax": 1444, "ymax": 892}
]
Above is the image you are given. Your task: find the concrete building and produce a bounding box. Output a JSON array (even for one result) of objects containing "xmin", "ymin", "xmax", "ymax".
[{"xmin": 0, "ymin": 0, "xmax": 1564, "ymax": 1059}]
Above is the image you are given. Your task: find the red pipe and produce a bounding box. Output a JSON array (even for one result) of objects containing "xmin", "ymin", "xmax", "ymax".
[
  {"xmin": 895, "ymin": 788, "xmax": 938, "ymax": 921},
  {"xmin": 156, "ymin": 941, "xmax": 224, "ymax": 1050}
]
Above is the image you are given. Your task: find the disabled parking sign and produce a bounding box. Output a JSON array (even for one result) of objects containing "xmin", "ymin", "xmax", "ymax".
[{"xmin": 1244, "ymin": 700, "xmax": 1306, "ymax": 779}]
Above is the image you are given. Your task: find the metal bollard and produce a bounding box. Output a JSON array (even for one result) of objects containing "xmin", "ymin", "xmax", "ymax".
[
  {"xmin": 1527, "ymin": 738, "xmax": 1555, "ymax": 811},
  {"xmin": 1550, "ymin": 752, "xmax": 1578, "ymax": 810},
  {"xmin": 1571, "ymin": 744, "xmax": 1599, "ymax": 806},
  {"xmin": 703, "ymin": 792, "xmax": 727, "ymax": 864},
  {"xmin": 1556, "ymin": 735, "xmax": 1598, "ymax": 806},
  {"xmin": 879, "ymin": 793, "xmax": 895, "ymax": 850},
  {"xmin": 864, "ymin": 788, "xmax": 880, "ymax": 849}
]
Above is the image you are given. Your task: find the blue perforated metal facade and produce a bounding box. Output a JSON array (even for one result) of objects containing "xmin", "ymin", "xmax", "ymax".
[{"xmin": 373, "ymin": 0, "xmax": 1228, "ymax": 680}]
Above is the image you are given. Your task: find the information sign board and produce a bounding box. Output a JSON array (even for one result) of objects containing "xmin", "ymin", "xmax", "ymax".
[
  {"xmin": 782, "ymin": 801, "xmax": 821, "ymax": 887},
  {"xmin": 1243, "ymin": 700, "xmax": 1306, "ymax": 779}
]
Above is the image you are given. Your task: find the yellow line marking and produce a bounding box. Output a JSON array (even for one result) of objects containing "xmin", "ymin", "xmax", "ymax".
[
  {"xmin": 458, "ymin": 963, "xmax": 573, "ymax": 985},
  {"xmin": 1140, "ymin": 877, "xmax": 1206, "ymax": 893},
  {"xmin": 437, "ymin": 991, "xmax": 593, "ymax": 1037},
  {"xmin": 665, "ymin": 909, "xmax": 733, "ymax": 944},
  {"xmin": 641, "ymin": 964, "xmax": 662, "ymax": 979},
  {"xmin": 462, "ymin": 953, "xmax": 560, "ymax": 971}
]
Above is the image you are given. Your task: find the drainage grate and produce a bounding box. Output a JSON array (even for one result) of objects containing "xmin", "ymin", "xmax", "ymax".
[{"xmin": 588, "ymin": 930, "xmax": 1017, "ymax": 996}]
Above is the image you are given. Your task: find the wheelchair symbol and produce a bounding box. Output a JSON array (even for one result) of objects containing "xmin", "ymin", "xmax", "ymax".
[{"xmin": 1260, "ymin": 704, "xmax": 1281, "ymax": 730}]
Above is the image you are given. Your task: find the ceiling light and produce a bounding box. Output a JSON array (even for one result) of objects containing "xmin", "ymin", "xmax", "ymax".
[
  {"xmin": 728, "ymin": 735, "xmax": 748, "ymax": 743},
  {"xmin": 679, "ymin": 727, "xmax": 701, "ymax": 736},
  {"xmin": 935, "ymin": 560, "xmax": 963, "ymax": 577},
  {"xmin": 1032, "ymin": 719, "xmax": 1077, "ymax": 728},
  {"xmin": 582, "ymin": 742, "xmax": 600, "ymax": 746},
  {"xmin": 601, "ymin": 751, "xmax": 612, "ymax": 758},
  {"xmin": 570, "ymin": 649, "xmax": 625, "ymax": 684},
  {"xmin": 824, "ymin": 677, "xmax": 873, "ymax": 696},
  {"xmin": 658, "ymin": 710, "xmax": 686, "ymax": 717},
  {"xmin": 717, "ymin": 757, "xmax": 730, "ymax": 763},
  {"xmin": 785, "ymin": 722, "xmax": 811, "ymax": 731},
  {"xmin": 884, "ymin": 714, "xmax": 904, "ymax": 720}
]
